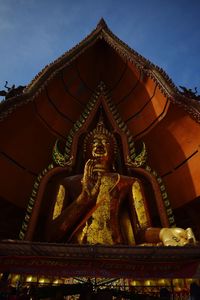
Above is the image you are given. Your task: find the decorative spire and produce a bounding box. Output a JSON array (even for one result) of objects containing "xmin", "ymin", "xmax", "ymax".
[{"xmin": 96, "ymin": 18, "xmax": 108, "ymax": 29}]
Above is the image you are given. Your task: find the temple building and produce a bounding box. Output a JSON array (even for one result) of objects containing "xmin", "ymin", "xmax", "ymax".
[{"xmin": 0, "ymin": 19, "xmax": 200, "ymax": 299}]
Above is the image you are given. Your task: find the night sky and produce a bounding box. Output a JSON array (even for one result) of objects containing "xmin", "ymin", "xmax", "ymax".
[{"xmin": 0, "ymin": 0, "xmax": 200, "ymax": 100}]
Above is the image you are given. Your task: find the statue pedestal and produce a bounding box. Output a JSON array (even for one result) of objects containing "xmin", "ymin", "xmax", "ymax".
[{"xmin": 0, "ymin": 240, "xmax": 200, "ymax": 278}]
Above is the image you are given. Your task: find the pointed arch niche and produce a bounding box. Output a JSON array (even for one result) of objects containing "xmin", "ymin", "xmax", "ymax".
[{"xmin": 19, "ymin": 82, "xmax": 175, "ymax": 242}]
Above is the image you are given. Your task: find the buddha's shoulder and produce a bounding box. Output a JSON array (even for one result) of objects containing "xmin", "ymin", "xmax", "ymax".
[
  {"xmin": 60, "ymin": 174, "xmax": 83, "ymax": 185},
  {"xmin": 104, "ymin": 173, "xmax": 140, "ymax": 182}
]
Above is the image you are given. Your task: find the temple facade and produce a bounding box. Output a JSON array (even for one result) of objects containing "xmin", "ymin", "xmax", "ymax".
[
  {"xmin": 1, "ymin": 19, "xmax": 200, "ymax": 240},
  {"xmin": 0, "ymin": 19, "xmax": 200, "ymax": 298}
]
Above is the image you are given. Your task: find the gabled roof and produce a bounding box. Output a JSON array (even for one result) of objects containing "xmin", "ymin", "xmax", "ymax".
[
  {"xmin": 0, "ymin": 19, "xmax": 200, "ymax": 222},
  {"xmin": 0, "ymin": 18, "xmax": 200, "ymax": 123},
  {"xmin": 25, "ymin": 18, "xmax": 177, "ymax": 96}
]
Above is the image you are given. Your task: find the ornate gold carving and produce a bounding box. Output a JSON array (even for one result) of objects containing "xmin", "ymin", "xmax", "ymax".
[
  {"xmin": 80, "ymin": 174, "xmax": 120, "ymax": 245},
  {"xmin": 127, "ymin": 155, "xmax": 176, "ymax": 228},
  {"xmin": 126, "ymin": 142, "xmax": 147, "ymax": 168},
  {"xmin": 53, "ymin": 185, "xmax": 65, "ymax": 220},
  {"xmin": 52, "ymin": 140, "xmax": 68, "ymax": 166},
  {"xmin": 132, "ymin": 181, "xmax": 149, "ymax": 229},
  {"xmin": 52, "ymin": 140, "xmax": 74, "ymax": 167}
]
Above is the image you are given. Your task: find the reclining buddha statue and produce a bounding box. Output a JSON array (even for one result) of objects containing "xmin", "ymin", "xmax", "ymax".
[{"xmin": 44, "ymin": 119, "xmax": 196, "ymax": 246}]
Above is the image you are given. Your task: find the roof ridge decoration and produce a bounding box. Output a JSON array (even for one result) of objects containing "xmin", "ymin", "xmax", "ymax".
[
  {"xmin": 96, "ymin": 18, "xmax": 108, "ymax": 29},
  {"xmin": 0, "ymin": 19, "xmax": 200, "ymax": 123},
  {"xmin": 25, "ymin": 18, "xmax": 178, "ymax": 97}
]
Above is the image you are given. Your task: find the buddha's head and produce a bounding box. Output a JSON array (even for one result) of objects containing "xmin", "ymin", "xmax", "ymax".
[{"xmin": 84, "ymin": 120, "xmax": 117, "ymax": 169}]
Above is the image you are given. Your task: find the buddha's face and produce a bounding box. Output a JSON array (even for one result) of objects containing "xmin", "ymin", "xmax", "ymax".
[{"xmin": 91, "ymin": 134, "xmax": 113, "ymax": 162}]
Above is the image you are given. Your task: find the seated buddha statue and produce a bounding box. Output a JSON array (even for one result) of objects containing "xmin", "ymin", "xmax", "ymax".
[{"xmin": 45, "ymin": 120, "xmax": 196, "ymax": 246}]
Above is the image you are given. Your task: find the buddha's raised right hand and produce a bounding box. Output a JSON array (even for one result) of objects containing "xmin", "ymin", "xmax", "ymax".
[{"xmin": 81, "ymin": 159, "xmax": 102, "ymax": 198}]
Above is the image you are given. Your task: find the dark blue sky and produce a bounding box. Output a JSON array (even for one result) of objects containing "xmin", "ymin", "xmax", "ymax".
[{"xmin": 0, "ymin": 0, "xmax": 200, "ymax": 98}]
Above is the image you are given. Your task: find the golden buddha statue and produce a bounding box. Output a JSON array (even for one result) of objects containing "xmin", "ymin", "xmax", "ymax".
[{"xmin": 45, "ymin": 120, "xmax": 196, "ymax": 246}]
